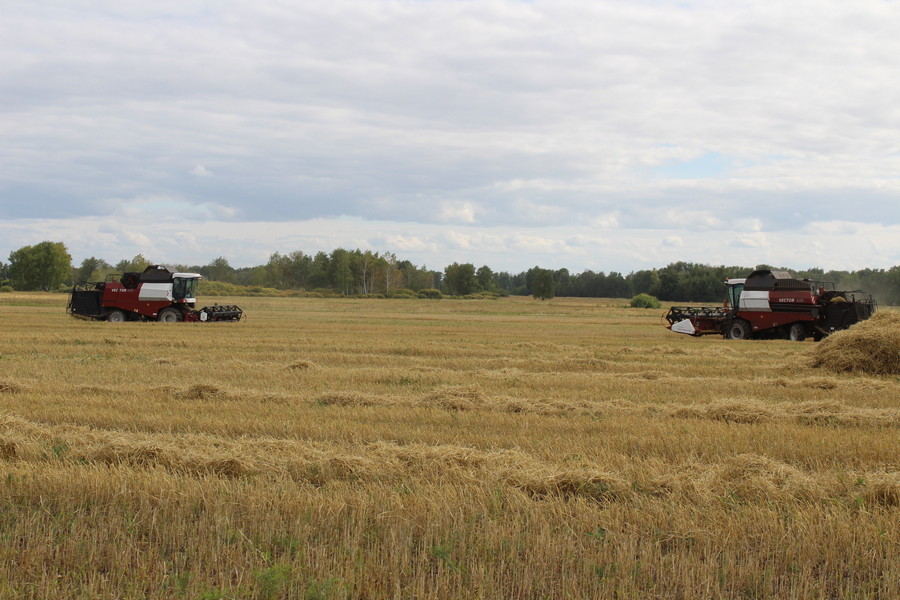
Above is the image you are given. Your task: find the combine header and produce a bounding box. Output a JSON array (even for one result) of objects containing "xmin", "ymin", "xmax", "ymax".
[
  {"xmin": 68, "ymin": 265, "xmax": 243, "ymax": 322},
  {"xmin": 664, "ymin": 270, "xmax": 875, "ymax": 341}
]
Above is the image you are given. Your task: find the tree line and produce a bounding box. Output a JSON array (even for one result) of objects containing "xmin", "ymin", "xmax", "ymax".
[{"xmin": 3, "ymin": 240, "xmax": 900, "ymax": 304}]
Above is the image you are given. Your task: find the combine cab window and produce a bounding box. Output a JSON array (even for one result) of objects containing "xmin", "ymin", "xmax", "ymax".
[
  {"xmin": 173, "ymin": 277, "xmax": 198, "ymax": 300},
  {"xmin": 727, "ymin": 283, "xmax": 744, "ymax": 309}
]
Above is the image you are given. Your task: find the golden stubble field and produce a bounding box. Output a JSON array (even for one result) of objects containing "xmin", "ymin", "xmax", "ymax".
[{"xmin": 0, "ymin": 293, "xmax": 897, "ymax": 599}]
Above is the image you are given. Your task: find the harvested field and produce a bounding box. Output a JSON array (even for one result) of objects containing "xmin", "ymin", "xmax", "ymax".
[{"xmin": 0, "ymin": 293, "xmax": 897, "ymax": 599}]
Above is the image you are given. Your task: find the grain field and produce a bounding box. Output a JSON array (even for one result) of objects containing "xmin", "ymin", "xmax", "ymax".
[{"xmin": 0, "ymin": 293, "xmax": 897, "ymax": 599}]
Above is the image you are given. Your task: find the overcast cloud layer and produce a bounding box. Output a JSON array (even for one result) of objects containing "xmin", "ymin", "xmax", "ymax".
[{"xmin": 2, "ymin": 0, "xmax": 899, "ymax": 273}]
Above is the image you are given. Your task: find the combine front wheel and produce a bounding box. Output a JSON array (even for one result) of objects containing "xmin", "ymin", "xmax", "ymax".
[
  {"xmin": 727, "ymin": 319, "xmax": 751, "ymax": 340},
  {"xmin": 107, "ymin": 310, "xmax": 127, "ymax": 323},
  {"xmin": 788, "ymin": 322, "xmax": 807, "ymax": 342},
  {"xmin": 158, "ymin": 308, "xmax": 183, "ymax": 323}
]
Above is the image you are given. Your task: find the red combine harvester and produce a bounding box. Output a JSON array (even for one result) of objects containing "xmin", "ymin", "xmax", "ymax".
[
  {"xmin": 67, "ymin": 265, "xmax": 243, "ymax": 322},
  {"xmin": 664, "ymin": 269, "xmax": 875, "ymax": 341}
]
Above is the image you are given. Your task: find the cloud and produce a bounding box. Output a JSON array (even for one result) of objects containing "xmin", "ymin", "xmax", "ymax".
[
  {"xmin": 438, "ymin": 201, "xmax": 481, "ymax": 224},
  {"xmin": 590, "ymin": 213, "xmax": 620, "ymax": 229},
  {"xmin": 730, "ymin": 232, "xmax": 769, "ymax": 249},
  {"xmin": 2, "ymin": 215, "xmax": 898, "ymax": 274},
  {"xmin": 189, "ymin": 164, "xmax": 213, "ymax": 177},
  {"xmin": 372, "ymin": 234, "xmax": 433, "ymax": 253},
  {"xmin": 1, "ymin": 1, "xmax": 898, "ymax": 272}
]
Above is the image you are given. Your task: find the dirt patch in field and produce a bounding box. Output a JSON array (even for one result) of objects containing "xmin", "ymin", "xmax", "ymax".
[
  {"xmin": 180, "ymin": 384, "xmax": 228, "ymax": 400},
  {"xmin": 316, "ymin": 392, "xmax": 379, "ymax": 407},
  {"xmin": 810, "ymin": 311, "xmax": 900, "ymax": 375},
  {"xmin": 0, "ymin": 381, "xmax": 22, "ymax": 394},
  {"xmin": 287, "ymin": 360, "xmax": 316, "ymax": 370},
  {"xmin": 623, "ymin": 370, "xmax": 671, "ymax": 381}
]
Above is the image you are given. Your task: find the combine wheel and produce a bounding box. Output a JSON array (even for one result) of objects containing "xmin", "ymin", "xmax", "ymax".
[
  {"xmin": 158, "ymin": 307, "xmax": 183, "ymax": 323},
  {"xmin": 107, "ymin": 310, "xmax": 127, "ymax": 323},
  {"xmin": 788, "ymin": 322, "xmax": 807, "ymax": 342},
  {"xmin": 727, "ymin": 319, "xmax": 751, "ymax": 340}
]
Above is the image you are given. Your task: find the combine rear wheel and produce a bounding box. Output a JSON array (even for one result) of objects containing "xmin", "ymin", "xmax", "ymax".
[
  {"xmin": 158, "ymin": 307, "xmax": 183, "ymax": 323},
  {"xmin": 727, "ymin": 319, "xmax": 751, "ymax": 340},
  {"xmin": 107, "ymin": 310, "xmax": 127, "ymax": 323},
  {"xmin": 788, "ymin": 322, "xmax": 807, "ymax": 342}
]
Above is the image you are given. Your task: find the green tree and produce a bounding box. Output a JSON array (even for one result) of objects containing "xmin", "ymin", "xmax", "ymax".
[
  {"xmin": 8, "ymin": 241, "xmax": 73, "ymax": 290},
  {"xmin": 381, "ymin": 252, "xmax": 403, "ymax": 295},
  {"xmin": 287, "ymin": 251, "xmax": 313, "ymax": 289},
  {"xmin": 350, "ymin": 249, "xmax": 379, "ymax": 295},
  {"xmin": 74, "ymin": 256, "xmax": 113, "ymax": 283},
  {"xmin": 265, "ymin": 252, "xmax": 292, "ymax": 289},
  {"xmin": 244, "ymin": 265, "xmax": 269, "ymax": 287},
  {"xmin": 443, "ymin": 262, "xmax": 477, "ymax": 296},
  {"xmin": 629, "ymin": 269, "xmax": 660, "ymax": 296},
  {"xmin": 399, "ymin": 260, "xmax": 437, "ymax": 291},
  {"xmin": 476, "ymin": 265, "xmax": 496, "ymax": 293},
  {"xmin": 553, "ymin": 268, "xmax": 571, "ymax": 296},
  {"xmin": 204, "ymin": 256, "xmax": 236, "ymax": 283},
  {"xmin": 308, "ymin": 251, "xmax": 331, "ymax": 289},
  {"xmin": 328, "ymin": 249, "xmax": 353, "ymax": 295},
  {"xmin": 115, "ymin": 254, "xmax": 151, "ymax": 274},
  {"xmin": 532, "ymin": 268, "xmax": 555, "ymax": 301}
]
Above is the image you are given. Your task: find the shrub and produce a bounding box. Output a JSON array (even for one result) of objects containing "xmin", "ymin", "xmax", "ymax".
[
  {"xmin": 391, "ymin": 288, "xmax": 418, "ymax": 299},
  {"xmin": 630, "ymin": 293, "xmax": 661, "ymax": 309},
  {"xmin": 418, "ymin": 289, "xmax": 442, "ymax": 299},
  {"xmin": 0, "ymin": 285, "xmax": 14, "ymax": 293}
]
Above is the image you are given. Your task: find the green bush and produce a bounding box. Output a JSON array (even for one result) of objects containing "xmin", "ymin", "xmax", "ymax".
[
  {"xmin": 391, "ymin": 288, "xmax": 418, "ymax": 299},
  {"xmin": 417, "ymin": 289, "xmax": 442, "ymax": 299},
  {"xmin": 312, "ymin": 288, "xmax": 336, "ymax": 296},
  {"xmin": 0, "ymin": 285, "xmax": 14, "ymax": 293},
  {"xmin": 463, "ymin": 292, "xmax": 500, "ymax": 300},
  {"xmin": 630, "ymin": 293, "xmax": 661, "ymax": 309},
  {"xmin": 200, "ymin": 281, "xmax": 247, "ymax": 296}
]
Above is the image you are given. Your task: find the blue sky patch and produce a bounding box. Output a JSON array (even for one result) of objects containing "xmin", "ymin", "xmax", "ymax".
[{"xmin": 655, "ymin": 153, "xmax": 731, "ymax": 180}]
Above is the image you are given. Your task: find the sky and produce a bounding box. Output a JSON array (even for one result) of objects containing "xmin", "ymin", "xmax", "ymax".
[{"xmin": 2, "ymin": 0, "xmax": 899, "ymax": 274}]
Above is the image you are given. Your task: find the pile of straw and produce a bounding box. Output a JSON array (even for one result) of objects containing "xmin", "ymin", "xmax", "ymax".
[{"xmin": 810, "ymin": 311, "xmax": 900, "ymax": 375}]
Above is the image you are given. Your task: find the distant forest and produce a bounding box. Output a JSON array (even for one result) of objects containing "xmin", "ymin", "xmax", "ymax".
[
  {"xmin": 72, "ymin": 249, "xmax": 900, "ymax": 305},
  {"xmin": 3, "ymin": 243, "xmax": 900, "ymax": 304}
]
